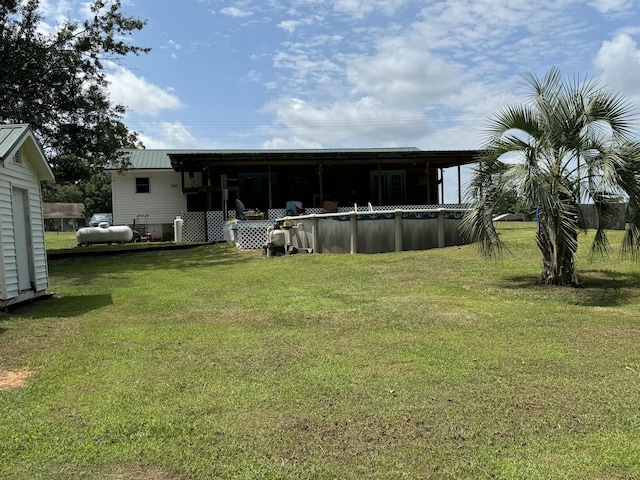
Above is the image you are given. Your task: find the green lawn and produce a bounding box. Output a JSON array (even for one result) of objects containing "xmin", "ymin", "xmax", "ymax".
[
  {"xmin": 44, "ymin": 230, "xmax": 79, "ymax": 250},
  {"xmin": 2, "ymin": 223, "xmax": 640, "ymax": 479}
]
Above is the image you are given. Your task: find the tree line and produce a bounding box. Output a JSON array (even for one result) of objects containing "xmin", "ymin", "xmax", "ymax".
[{"xmin": 0, "ymin": 0, "xmax": 148, "ymax": 214}]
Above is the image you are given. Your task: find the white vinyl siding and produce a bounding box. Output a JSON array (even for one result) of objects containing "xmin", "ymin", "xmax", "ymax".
[
  {"xmin": 111, "ymin": 170, "xmax": 185, "ymax": 225},
  {"xmin": 0, "ymin": 147, "xmax": 50, "ymax": 300}
]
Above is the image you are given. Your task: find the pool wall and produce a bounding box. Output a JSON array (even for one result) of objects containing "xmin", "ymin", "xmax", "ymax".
[{"xmin": 281, "ymin": 208, "xmax": 467, "ymax": 254}]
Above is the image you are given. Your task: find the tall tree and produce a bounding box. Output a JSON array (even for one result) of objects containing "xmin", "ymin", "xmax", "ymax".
[
  {"xmin": 82, "ymin": 172, "xmax": 113, "ymax": 215},
  {"xmin": 461, "ymin": 67, "xmax": 640, "ymax": 286},
  {"xmin": 0, "ymin": 0, "xmax": 148, "ymax": 184}
]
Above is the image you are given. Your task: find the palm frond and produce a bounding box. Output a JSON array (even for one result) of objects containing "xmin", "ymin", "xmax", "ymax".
[{"xmin": 459, "ymin": 203, "xmax": 506, "ymax": 257}]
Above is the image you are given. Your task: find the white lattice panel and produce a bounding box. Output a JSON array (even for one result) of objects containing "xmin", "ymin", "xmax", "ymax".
[
  {"xmin": 268, "ymin": 209, "xmax": 284, "ymax": 219},
  {"xmin": 236, "ymin": 220, "xmax": 273, "ymax": 249},
  {"xmin": 207, "ymin": 211, "xmax": 225, "ymax": 242},
  {"xmin": 183, "ymin": 212, "xmax": 206, "ymax": 242}
]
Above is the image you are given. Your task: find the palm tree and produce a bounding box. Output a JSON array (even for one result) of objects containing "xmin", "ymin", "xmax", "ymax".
[{"xmin": 461, "ymin": 67, "xmax": 640, "ymax": 286}]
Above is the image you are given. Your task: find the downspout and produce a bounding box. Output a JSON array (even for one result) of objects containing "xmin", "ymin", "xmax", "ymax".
[{"xmin": 180, "ymin": 165, "xmax": 187, "ymax": 215}]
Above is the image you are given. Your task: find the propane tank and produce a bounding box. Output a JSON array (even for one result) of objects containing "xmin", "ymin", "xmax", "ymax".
[{"xmin": 174, "ymin": 215, "xmax": 184, "ymax": 242}]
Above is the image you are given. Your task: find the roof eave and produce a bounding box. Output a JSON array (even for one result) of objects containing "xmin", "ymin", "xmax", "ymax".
[{"xmin": 168, "ymin": 150, "xmax": 481, "ymax": 171}]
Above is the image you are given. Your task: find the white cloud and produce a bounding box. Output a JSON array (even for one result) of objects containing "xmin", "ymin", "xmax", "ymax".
[
  {"xmin": 263, "ymin": 96, "xmax": 432, "ymax": 147},
  {"xmin": 40, "ymin": 0, "xmax": 73, "ymax": 19},
  {"xmin": 346, "ymin": 36, "xmax": 463, "ymax": 106},
  {"xmin": 332, "ymin": 0, "xmax": 408, "ymax": 18},
  {"xmin": 35, "ymin": 0, "xmax": 73, "ymax": 35},
  {"xmin": 161, "ymin": 40, "xmax": 182, "ymax": 59},
  {"xmin": 106, "ymin": 66, "xmax": 183, "ymax": 116},
  {"xmin": 278, "ymin": 20, "xmax": 303, "ymax": 34},
  {"xmin": 285, "ymin": 0, "xmax": 406, "ymax": 18},
  {"xmin": 594, "ymin": 34, "xmax": 640, "ymax": 100},
  {"xmin": 272, "ymin": 50, "xmax": 342, "ymax": 91},
  {"xmin": 221, "ymin": 6, "xmax": 252, "ymax": 17},
  {"xmin": 262, "ymin": 136, "xmax": 324, "ymax": 149},
  {"xmin": 589, "ymin": 0, "xmax": 634, "ymax": 14},
  {"xmin": 137, "ymin": 122, "xmax": 198, "ymax": 149}
]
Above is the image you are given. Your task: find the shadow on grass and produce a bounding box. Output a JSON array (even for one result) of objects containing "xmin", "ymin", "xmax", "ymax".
[
  {"xmin": 0, "ymin": 327, "xmax": 7, "ymax": 336},
  {"xmin": 48, "ymin": 243, "xmax": 257, "ymax": 283},
  {"xmin": 575, "ymin": 270, "xmax": 640, "ymax": 307},
  {"xmin": 16, "ymin": 294, "xmax": 113, "ymax": 319},
  {"xmin": 502, "ymin": 270, "xmax": 640, "ymax": 307}
]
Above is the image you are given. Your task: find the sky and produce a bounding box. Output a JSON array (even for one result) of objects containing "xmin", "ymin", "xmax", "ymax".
[{"xmin": 41, "ymin": 0, "xmax": 640, "ymax": 202}]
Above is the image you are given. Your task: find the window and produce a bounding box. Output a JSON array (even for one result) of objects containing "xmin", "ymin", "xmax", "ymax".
[
  {"xmin": 370, "ymin": 170, "xmax": 406, "ymax": 205},
  {"xmin": 136, "ymin": 177, "xmax": 150, "ymax": 193},
  {"xmin": 238, "ymin": 172, "xmax": 276, "ymax": 209}
]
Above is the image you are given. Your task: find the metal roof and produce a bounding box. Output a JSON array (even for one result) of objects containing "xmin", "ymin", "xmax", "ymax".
[
  {"xmin": 120, "ymin": 147, "xmax": 480, "ymax": 170},
  {"xmin": 118, "ymin": 149, "xmax": 197, "ymax": 170},
  {"xmin": 0, "ymin": 124, "xmax": 31, "ymax": 160}
]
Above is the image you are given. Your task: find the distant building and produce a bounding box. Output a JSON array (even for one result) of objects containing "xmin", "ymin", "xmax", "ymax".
[{"xmin": 43, "ymin": 203, "xmax": 86, "ymax": 231}]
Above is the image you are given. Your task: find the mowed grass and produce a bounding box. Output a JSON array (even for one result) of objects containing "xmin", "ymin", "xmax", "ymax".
[
  {"xmin": 44, "ymin": 230, "xmax": 79, "ymax": 250},
  {"xmin": 1, "ymin": 223, "xmax": 640, "ymax": 479}
]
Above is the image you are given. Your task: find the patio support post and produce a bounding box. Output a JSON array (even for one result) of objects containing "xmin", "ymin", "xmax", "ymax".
[
  {"xmin": 394, "ymin": 210, "xmax": 402, "ymax": 252},
  {"xmin": 221, "ymin": 174, "xmax": 228, "ymax": 221},
  {"xmin": 318, "ymin": 164, "xmax": 324, "ymax": 205},
  {"xmin": 437, "ymin": 209, "xmax": 446, "ymax": 248},
  {"xmin": 440, "ymin": 168, "xmax": 445, "ymax": 204},
  {"xmin": 311, "ymin": 216, "xmax": 319, "ymax": 253},
  {"xmin": 349, "ymin": 212, "xmax": 358, "ymax": 254},
  {"xmin": 458, "ymin": 165, "xmax": 462, "ymax": 205},
  {"xmin": 378, "ymin": 163, "xmax": 382, "ymax": 205},
  {"xmin": 425, "ymin": 162, "xmax": 431, "ymax": 204},
  {"xmin": 267, "ymin": 165, "xmax": 273, "ymax": 209}
]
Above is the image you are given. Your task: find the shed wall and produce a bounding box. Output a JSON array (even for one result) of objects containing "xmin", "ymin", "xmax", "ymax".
[{"xmin": 0, "ymin": 146, "xmax": 49, "ymax": 301}]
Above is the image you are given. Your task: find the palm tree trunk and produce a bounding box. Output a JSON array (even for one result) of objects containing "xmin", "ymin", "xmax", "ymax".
[{"xmin": 536, "ymin": 212, "xmax": 580, "ymax": 286}]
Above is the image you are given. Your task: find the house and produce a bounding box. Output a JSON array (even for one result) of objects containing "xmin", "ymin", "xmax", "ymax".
[
  {"xmin": 0, "ymin": 124, "xmax": 55, "ymax": 307},
  {"xmin": 43, "ymin": 202, "xmax": 86, "ymax": 231},
  {"xmin": 109, "ymin": 148, "xmax": 480, "ymax": 244}
]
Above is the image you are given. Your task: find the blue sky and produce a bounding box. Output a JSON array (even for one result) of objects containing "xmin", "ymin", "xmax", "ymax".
[{"xmin": 42, "ymin": 0, "xmax": 640, "ymax": 200}]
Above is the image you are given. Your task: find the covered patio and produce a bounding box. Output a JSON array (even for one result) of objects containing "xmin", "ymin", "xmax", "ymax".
[{"xmin": 169, "ymin": 148, "xmax": 480, "ymax": 218}]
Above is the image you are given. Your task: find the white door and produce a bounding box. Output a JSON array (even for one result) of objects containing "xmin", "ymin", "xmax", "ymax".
[{"xmin": 12, "ymin": 187, "xmax": 34, "ymax": 291}]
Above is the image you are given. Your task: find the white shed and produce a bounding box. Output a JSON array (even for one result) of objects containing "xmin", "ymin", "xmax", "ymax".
[{"xmin": 0, "ymin": 124, "xmax": 55, "ymax": 308}]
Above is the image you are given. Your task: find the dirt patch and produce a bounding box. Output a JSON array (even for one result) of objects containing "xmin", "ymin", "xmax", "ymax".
[{"xmin": 0, "ymin": 369, "xmax": 33, "ymax": 391}]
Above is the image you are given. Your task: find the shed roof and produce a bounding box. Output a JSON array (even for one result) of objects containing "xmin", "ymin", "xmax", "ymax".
[
  {"xmin": 42, "ymin": 202, "xmax": 85, "ymax": 219},
  {"xmin": 0, "ymin": 124, "xmax": 55, "ymax": 182},
  {"xmin": 118, "ymin": 148, "xmax": 480, "ymax": 171}
]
